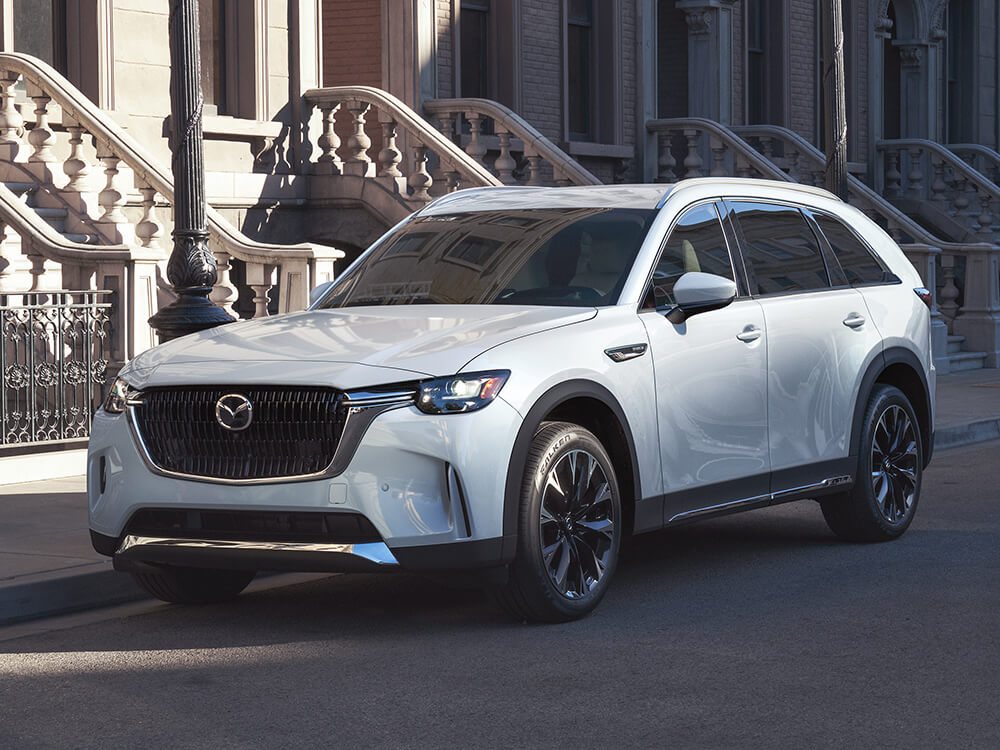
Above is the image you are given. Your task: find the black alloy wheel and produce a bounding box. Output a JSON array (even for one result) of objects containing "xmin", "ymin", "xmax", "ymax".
[
  {"xmin": 821, "ymin": 384, "xmax": 923, "ymax": 542},
  {"xmin": 492, "ymin": 421, "xmax": 622, "ymax": 623}
]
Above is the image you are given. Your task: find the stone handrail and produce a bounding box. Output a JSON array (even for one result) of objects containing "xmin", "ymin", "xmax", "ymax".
[
  {"xmin": 948, "ymin": 143, "xmax": 1000, "ymax": 186},
  {"xmin": 424, "ymin": 97, "xmax": 602, "ymax": 186},
  {"xmin": 0, "ymin": 52, "xmax": 343, "ymax": 319},
  {"xmin": 304, "ymin": 85, "xmax": 501, "ymax": 203},
  {"xmin": 877, "ymin": 138, "xmax": 999, "ymax": 243}
]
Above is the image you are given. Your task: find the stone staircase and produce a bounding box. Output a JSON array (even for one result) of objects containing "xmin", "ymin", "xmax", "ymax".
[{"xmin": 946, "ymin": 335, "xmax": 988, "ymax": 371}]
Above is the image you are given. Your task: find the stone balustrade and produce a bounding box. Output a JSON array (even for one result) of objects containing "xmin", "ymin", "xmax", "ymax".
[
  {"xmin": 424, "ymin": 98, "xmax": 603, "ymax": 187},
  {"xmin": 0, "ymin": 52, "xmax": 342, "ymax": 330},
  {"xmin": 877, "ymin": 139, "xmax": 1000, "ymax": 244},
  {"xmin": 948, "ymin": 144, "xmax": 1000, "ymax": 187}
]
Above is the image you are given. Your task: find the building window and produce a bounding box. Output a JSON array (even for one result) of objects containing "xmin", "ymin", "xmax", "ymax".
[
  {"xmin": 13, "ymin": 0, "xmax": 67, "ymax": 75},
  {"xmin": 460, "ymin": 0, "xmax": 490, "ymax": 98},
  {"xmin": 567, "ymin": 0, "xmax": 593, "ymax": 140},
  {"xmin": 199, "ymin": 0, "xmax": 227, "ymax": 115},
  {"xmin": 947, "ymin": 0, "xmax": 974, "ymax": 143},
  {"xmin": 747, "ymin": 0, "xmax": 765, "ymax": 124}
]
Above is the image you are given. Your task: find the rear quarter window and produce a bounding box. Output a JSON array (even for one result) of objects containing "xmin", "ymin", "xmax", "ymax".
[{"xmin": 811, "ymin": 212, "xmax": 888, "ymax": 285}]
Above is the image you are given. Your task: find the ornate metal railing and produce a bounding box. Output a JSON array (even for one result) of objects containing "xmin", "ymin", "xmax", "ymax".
[{"xmin": 1, "ymin": 289, "xmax": 110, "ymax": 445}]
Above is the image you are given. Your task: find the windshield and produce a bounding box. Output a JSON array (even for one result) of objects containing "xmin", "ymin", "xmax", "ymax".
[{"xmin": 319, "ymin": 207, "xmax": 657, "ymax": 308}]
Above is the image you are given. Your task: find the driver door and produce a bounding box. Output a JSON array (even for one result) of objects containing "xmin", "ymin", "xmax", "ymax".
[{"xmin": 638, "ymin": 201, "xmax": 770, "ymax": 524}]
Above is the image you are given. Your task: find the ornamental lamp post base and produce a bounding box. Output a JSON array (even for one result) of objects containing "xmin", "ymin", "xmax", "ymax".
[{"xmin": 148, "ymin": 288, "xmax": 235, "ymax": 344}]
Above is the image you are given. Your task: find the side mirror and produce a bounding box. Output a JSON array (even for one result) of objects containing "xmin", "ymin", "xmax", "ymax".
[
  {"xmin": 309, "ymin": 280, "xmax": 336, "ymax": 307},
  {"xmin": 665, "ymin": 272, "xmax": 738, "ymax": 324}
]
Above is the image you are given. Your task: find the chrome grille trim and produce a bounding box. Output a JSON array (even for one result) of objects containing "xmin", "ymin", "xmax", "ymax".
[{"xmin": 117, "ymin": 535, "xmax": 399, "ymax": 566}]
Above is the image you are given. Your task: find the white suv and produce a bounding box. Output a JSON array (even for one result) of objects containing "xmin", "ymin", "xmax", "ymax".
[{"xmin": 88, "ymin": 179, "xmax": 935, "ymax": 622}]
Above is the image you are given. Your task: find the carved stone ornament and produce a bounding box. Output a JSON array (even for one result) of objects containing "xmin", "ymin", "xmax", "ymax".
[
  {"xmin": 683, "ymin": 10, "xmax": 712, "ymax": 36},
  {"xmin": 898, "ymin": 45, "xmax": 924, "ymax": 67}
]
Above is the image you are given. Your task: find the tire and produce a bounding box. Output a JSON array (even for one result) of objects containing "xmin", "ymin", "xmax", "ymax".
[
  {"xmin": 492, "ymin": 421, "xmax": 622, "ymax": 623},
  {"xmin": 821, "ymin": 384, "xmax": 923, "ymax": 542},
  {"xmin": 131, "ymin": 565, "xmax": 256, "ymax": 604}
]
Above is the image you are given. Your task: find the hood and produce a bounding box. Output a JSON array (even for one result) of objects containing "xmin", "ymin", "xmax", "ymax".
[{"xmin": 122, "ymin": 305, "xmax": 596, "ymax": 389}]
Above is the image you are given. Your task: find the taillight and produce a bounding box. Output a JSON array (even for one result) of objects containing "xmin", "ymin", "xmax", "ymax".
[{"xmin": 913, "ymin": 287, "xmax": 932, "ymax": 310}]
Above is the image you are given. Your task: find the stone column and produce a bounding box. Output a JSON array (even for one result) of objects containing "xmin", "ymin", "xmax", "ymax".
[
  {"xmin": 895, "ymin": 41, "xmax": 939, "ymax": 140},
  {"xmin": 676, "ymin": 0, "xmax": 734, "ymax": 125}
]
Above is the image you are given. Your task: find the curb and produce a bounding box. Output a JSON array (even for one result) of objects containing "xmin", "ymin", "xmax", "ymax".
[
  {"xmin": 933, "ymin": 418, "xmax": 1000, "ymax": 452},
  {"xmin": 0, "ymin": 570, "xmax": 146, "ymax": 627}
]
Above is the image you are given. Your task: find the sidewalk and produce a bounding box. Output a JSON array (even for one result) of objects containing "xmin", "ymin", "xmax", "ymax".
[{"xmin": 3, "ymin": 367, "xmax": 1000, "ymax": 627}]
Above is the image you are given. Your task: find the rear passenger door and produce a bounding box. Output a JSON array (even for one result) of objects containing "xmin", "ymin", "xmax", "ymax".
[{"xmin": 724, "ymin": 200, "xmax": 882, "ymax": 489}]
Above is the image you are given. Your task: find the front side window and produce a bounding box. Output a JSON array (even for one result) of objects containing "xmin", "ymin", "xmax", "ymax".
[
  {"xmin": 646, "ymin": 203, "xmax": 735, "ymax": 308},
  {"xmin": 809, "ymin": 211, "xmax": 888, "ymax": 285},
  {"xmin": 320, "ymin": 208, "xmax": 657, "ymax": 308},
  {"xmin": 729, "ymin": 201, "xmax": 831, "ymax": 295}
]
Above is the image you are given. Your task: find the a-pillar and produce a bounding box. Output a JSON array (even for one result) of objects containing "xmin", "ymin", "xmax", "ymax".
[{"xmin": 676, "ymin": 0, "xmax": 734, "ymax": 125}]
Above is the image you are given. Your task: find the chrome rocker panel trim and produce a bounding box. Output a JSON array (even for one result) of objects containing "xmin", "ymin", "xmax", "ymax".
[
  {"xmin": 666, "ymin": 475, "xmax": 854, "ymax": 524},
  {"xmin": 126, "ymin": 389, "xmax": 416, "ymax": 486}
]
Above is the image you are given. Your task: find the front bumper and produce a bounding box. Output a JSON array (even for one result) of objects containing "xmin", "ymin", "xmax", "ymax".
[{"xmin": 88, "ymin": 397, "xmax": 522, "ymax": 572}]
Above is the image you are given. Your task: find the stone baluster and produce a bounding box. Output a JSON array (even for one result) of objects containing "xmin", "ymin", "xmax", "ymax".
[
  {"xmin": 709, "ymin": 137, "xmax": 727, "ymax": 177},
  {"xmin": 786, "ymin": 149, "xmax": 801, "ymax": 181},
  {"xmin": 248, "ymin": 263, "xmax": 274, "ymax": 319},
  {"xmin": 682, "ymin": 130, "xmax": 704, "ymax": 178},
  {"xmin": 938, "ymin": 254, "xmax": 960, "ymax": 328},
  {"xmin": 0, "ymin": 220, "xmax": 11, "ymax": 292},
  {"xmin": 0, "ymin": 71, "xmax": 24, "ymax": 161},
  {"xmin": 905, "ymin": 147, "xmax": 924, "ymax": 200},
  {"xmin": 811, "ymin": 169, "xmax": 825, "ymax": 188},
  {"xmin": 343, "ymin": 101, "xmax": 374, "ymax": 177},
  {"xmin": 27, "ymin": 94, "xmax": 56, "ymax": 166},
  {"xmin": 977, "ymin": 192, "xmax": 994, "ymax": 238},
  {"xmin": 408, "ymin": 141, "xmax": 432, "ymax": 201},
  {"xmin": 952, "ymin": 173, "xmax": 969, "ymax": 217},
  {"xmin": 442, "ymin": 168, "xmax": 462, "ymax": 193},
  {"xmin": 554, "ymin": 173, "xmax": 572, "ymax": 188},
  {"xmin": 96, "ymin": 146, "xmax": 128, "ymax": 226},
  {"xmin": 314, "ymin": 103, "xmax": 343, "ymax": 175},
  {"xmin": 63, "ymin": 123, "xmax": 91, "ymax": 192},
  {"xmin": 494, "ymin": 128, "xmax": 517, "ymax": 185},
  {"xmin": 525, "ymin": 151, "xmax": 545, "ymax": 186},
  {"xmin": 656, "ymin": 131, "xmax": 677, "ymax": 182},
  {"xmin": 758, "ymin": 135, "xmax": 774, "ymax": 159},
  {"xmin": 930, "ymin": 156, "xmax": 948, "ymax": 206},
  {"xmin": 209, "ymin": 250, "xmax": 238, "ymax": 317},
  {"xmin": 884, "ymin": 149, "xmax": 901, "ymax": 196},
  {"xmin": 464, "ymin": 113, "xmax": 488, "ymax": 167},
  {"xmin": 438, "ymin": 111, "xmax": 457, "ymax": 143},
  {"xmin": 734, "ymin": 153, "xmax": 752, "ymax": 179},
  {"xmin": 377, "ymin": 118, "xmax": 403, "ymax": 178},
  {"xmin": 135, "ymin": 185, "xmax": 164, "ymax": 250},
  {"xmin": 26, "ymin": 251, "xmax": 47, "ymax": 292}
]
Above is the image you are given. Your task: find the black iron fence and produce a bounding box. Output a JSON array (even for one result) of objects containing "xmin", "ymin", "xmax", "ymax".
[{"xmin": 1, "ymin": 290, "xmax": 111, "ymax": 446}]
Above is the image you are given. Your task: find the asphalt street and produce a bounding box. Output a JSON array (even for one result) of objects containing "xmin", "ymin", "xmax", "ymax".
[{"xmin": 1, "ymin": 442, "xmax": 998, "ymax": 749}]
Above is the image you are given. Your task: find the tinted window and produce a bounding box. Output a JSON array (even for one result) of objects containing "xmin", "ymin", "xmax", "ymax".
[
  {"xmin": 647, "ymin": 203, "xmax": 735, "ymax": 308},
  {"xmin": 320, "ymin": 208, "xmax": 657, "ymax": 308},
  {"xmin": 730, "ymin": 202, "xmax": 831, "ymax": 295},
  {"xmin": 811, "ymin": 212, "xmax": 887, "ymax": 285}
]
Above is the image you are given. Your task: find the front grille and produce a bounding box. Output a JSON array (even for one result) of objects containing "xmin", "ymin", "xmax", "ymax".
[
  {"xmin": 132, "ymin": 386, "xmax": 344, "ymax": 480},
  {"xmin": 124, "ymin": 509, "xmax": 382, "ymax": 544}
]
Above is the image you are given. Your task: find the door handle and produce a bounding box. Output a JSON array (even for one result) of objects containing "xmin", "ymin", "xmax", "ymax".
[
  {"xmin": 843, "ymin": 313, "xmax": 866, "ymax": 329},
  {"xmin": 736, "ymin": 325, "xmax": 761, "ymax": 343}
]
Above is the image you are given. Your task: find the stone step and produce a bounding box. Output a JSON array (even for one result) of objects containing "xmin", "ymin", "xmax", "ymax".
[
  {"xmin": 62, "ymin": 232, "xmax": 99, "ymax": 244},
  {"xmin": 32, "ymin": 206, "xmax": 68, "ymax": 233},
  {"xmin": 947, "ymin": 334, "xmax": 966, "ymax": 355},
  {"xmin": 947, "ymin": 350, "xmax": 988, "ymax": 372}
]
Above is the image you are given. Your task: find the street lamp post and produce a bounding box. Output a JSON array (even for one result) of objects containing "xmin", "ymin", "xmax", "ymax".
[
  {"xmin": 821, "ymin": 0, "xmax": 849, "ymax": 201},
  {"xmin": 148, "ymin": 0, "xmax": 234, "ymax": 343}
]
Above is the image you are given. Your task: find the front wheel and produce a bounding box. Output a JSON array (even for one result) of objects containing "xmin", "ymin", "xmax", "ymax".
[
  {"xmin": 492, "ymin": 422, "xmax": 622, "ymax": 623},
  {"xmin": 131, "ymin": 565, "xmax": 256, "ymax": 604},
  {"xmin": 821, "ymin": 384, "xmax": 923, "ymax": 542}
]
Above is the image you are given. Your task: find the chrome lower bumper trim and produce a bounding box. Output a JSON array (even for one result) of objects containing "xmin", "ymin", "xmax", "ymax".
[{"xmin": 116, "ymin": 535, "xmax": 400, "ymax": 567}]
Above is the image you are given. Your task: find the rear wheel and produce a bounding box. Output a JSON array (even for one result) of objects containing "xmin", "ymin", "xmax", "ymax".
[
  {"xmin": 492, "ymin": 421, "xmax": 621, "ymax": 623},
  {"xmin": 131, "ymin": 565, "xmax": 256, "ymax": 604},
  {"xmin": 821, "ymin": 384, "xmax": 923, "ymax": 542}
]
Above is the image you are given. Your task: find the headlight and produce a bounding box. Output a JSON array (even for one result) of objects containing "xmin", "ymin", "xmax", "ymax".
[
  {"xmin": 104, "ymin": 377, "xmax": 139, "ymax": 414},
  {"xmin": 416, "ymin": 370, "xmax": 510, "ymax": 414}
]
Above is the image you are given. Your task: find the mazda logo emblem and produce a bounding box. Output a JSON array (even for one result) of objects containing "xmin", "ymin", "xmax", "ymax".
[{"xmin": 215, "ymin": 393, "xmax": 253, "ymax": 431}]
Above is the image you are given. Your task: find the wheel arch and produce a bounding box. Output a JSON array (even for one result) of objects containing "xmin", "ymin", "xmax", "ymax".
[
  {"xmin": 850, "ymin": 347, "xmax": 933, "ymax": 468},
  {"xmin": 502, "ymin": 380, "xmax": 642, "ymax": 562}
]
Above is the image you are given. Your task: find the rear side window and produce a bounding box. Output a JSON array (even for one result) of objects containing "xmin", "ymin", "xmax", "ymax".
[
  {"xmin": 646, "ymin": 203, "xmax": 735, "ymax": 308},
  {"xmin": 810, "ymin": 212, "xmax": 887, "ymax": 285},
  {"xmin": 729, "ymin": 201, "xmax": 831, "ymax": 295}
]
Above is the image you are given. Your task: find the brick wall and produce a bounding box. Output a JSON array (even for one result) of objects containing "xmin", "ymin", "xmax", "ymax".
[
  {"xmin": 436, "ymin": 0, "xmax": 455, "ymax": 98},
  {"xmin": 519, "ymin": 0, "xmax": 563, "ymax": 140},
  {"xmin": 788, "ymin": 0, "xmax": 818, "ymax": 143},
  {"xmin": 322, "ymin": 0, "xmax": 381, "ymax": 87},
  {"xmin": 731, "ymin": 0, "xmax": 744, "ymax": 125}
]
